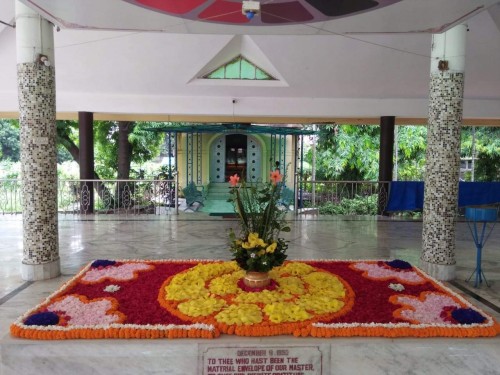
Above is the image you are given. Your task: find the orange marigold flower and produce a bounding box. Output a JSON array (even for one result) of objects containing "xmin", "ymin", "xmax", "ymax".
[
  {"xmin": 229, "ymin": 174, "xmax": 240, "ymax": 187},
  {"xmin": 270, "ymin": 170, "xmax": 282, "ymax": 185}
]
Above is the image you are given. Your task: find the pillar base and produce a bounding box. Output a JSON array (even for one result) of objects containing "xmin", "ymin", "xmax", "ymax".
[
  {"xmin": 419, "ymin": 259, "xmax": 455, "ymax": 281},
  {"xmin": 21, "ymin": 258, "xmax": 60, "ymax": 281}
]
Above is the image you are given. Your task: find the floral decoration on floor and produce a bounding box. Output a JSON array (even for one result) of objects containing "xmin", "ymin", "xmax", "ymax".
[{"xmin": 11, "ymin": 259, "xmax": 500, "ymax": 340}]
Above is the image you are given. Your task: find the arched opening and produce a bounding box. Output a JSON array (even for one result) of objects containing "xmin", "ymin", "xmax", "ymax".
[{"xmin": 225, "ymin": 134, "xmax": 247, "ymax": 180}]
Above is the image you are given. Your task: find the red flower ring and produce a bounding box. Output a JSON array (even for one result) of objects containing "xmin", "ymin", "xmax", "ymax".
[{"xmin": 123, "ymin": 0, "xmax": 402, "ymax": 26}]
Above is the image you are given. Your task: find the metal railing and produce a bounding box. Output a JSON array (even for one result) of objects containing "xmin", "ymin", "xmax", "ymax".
[
  {"xmin": 0, "ymin": 179, "xmax": 178, "ymax": 217},
  {"xmin": 0, "ymin": 178, "xmax": 389, "ymax": 218},
  {"xmin": 297, "ymin": 180, "xmax": 390, "ymax": 215}
]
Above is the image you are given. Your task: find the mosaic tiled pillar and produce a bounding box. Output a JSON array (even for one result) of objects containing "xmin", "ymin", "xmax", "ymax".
[
  {"xmin": 420, "ymin": 25, "xmax": 467, "ymax": 281},
  {"xmin": 16, "ymin": 1, "xmax": 60, "ymax": 280}
]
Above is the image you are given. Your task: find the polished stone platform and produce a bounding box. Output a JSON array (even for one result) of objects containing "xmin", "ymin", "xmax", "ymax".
[
  {"xmin": 1, "ymin": 214, "xmax": 499, "ymax": 374},
  {"xmin": 2, "ymin": 336, "xmax": 500, "ymax": 375}
]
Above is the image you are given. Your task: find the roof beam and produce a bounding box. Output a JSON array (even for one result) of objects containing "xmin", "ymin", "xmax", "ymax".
[{"xmin": 1, "ymin": 112, "xmax": 500, "ymax": 126}]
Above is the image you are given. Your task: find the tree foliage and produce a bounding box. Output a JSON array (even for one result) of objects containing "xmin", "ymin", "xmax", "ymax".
[
  {"xmin": 308, "ymin": 124, "xmax": 380, "ymax": 181},
  {"xmin": 308, "ymin": 123, "xmax": 499, "ymax": 182},
  {"xmin": 56, "ymin": 120, "xmax": 79, "ymax": 163},
  {"xmin": 394, "ymin": 126, "xmax": 427, "ymax": 181},
  {"xmin": 0, "ymin": 119, "xmax": 72, "ymax": 163},
  {"xmin": 0, "ymin": 119, "xmax": 20, "ymax": 161},
  {"xmin": 94, "ymin": 121, "xmax": 165, "ymax": 179},
  {"xmin": 461, "ymin": 127, "xmax": 500, "ymax": 181}
]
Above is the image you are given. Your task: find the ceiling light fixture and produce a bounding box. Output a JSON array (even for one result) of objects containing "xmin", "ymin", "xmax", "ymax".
[{"xmin": 242, "ymin": 0, "xmax": 260, "ymax": 20}]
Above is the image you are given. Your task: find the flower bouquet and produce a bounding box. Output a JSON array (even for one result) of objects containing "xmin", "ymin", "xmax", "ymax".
[{"xmin": 228, "ymin": 170, "xmax": 290, "ymax": 285}]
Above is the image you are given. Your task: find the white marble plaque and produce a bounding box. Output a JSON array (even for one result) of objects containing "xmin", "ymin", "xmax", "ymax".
[{"xmin": 199, "ymin": 344, "xmax": 326, "ymax": 375}]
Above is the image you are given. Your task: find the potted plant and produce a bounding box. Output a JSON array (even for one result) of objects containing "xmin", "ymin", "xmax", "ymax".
[{"xmin": 228, "ymin": 170, "xmax": 291, "ymax": 287}]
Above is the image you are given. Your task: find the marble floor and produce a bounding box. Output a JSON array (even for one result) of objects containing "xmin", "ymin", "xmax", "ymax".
[{"xmin": 1, "ymin": 213, "xmax": 499, "ymax": 374}]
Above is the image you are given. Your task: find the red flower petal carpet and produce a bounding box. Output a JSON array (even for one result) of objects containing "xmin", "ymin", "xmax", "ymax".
[{"xmin": 11, "ymin": 259, "xmax": 500, "ymax": 339}]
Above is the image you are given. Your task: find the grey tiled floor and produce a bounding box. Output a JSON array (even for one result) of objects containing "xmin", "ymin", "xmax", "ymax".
[{"xmin": 1, "ymin": 214, "xmax": 499, "ymax": 374}]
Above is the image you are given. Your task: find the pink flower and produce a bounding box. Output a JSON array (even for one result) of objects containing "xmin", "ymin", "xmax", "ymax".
[
  {"xmin": 270, "ymin": 170, "xmax": 282, "ymax": 185},
  {"xmin": 229, "ymin": 174, "xmax": 240, "ymax": 187},
  {"xmin": 81, "ymin": 263, "xmax": 153, "ymax": 284},
  {"xmin": 48, "ymin": 295, "xmax": 125, "ymax": 325},
  {"xmin": 391, "ymin": 292, "xmax": 461, "ymax": 324},
  {"xmin": 351, "ymin": 262, "xmax": 425, "ymax": 284}
]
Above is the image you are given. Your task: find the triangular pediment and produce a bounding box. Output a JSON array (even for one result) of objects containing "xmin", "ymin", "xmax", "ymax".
[
  {"xmin": 189, "ymin": 35, "xmax": 288, "ymax": 87},
  {"xmin": 203, "ymin": 55, "xmax": 276, "ymax": 80}
]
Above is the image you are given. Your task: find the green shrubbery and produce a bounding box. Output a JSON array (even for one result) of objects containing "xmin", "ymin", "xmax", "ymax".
[{"xmin": 317, "ymin": 194, "xmax": 378, "ymax": 215}]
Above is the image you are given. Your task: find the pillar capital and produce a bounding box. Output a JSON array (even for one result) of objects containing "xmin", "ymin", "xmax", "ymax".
[{"xmin": 430, "ymin": 24, "xmax": 467, "ymax": 74}]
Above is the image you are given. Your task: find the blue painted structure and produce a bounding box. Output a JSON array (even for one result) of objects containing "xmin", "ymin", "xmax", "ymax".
[
  {"xmin": 386, "ymin": 182, "xmax": 500, "ymax": 211},
  {"xmin": 465, "ymin": 207, "xmax": 498, "ymax": 287}
]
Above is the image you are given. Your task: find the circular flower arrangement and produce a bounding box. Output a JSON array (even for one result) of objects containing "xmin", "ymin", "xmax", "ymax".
[{"xmin": 158, "ymin": 261, "xmax": 355, "ymax": 336}]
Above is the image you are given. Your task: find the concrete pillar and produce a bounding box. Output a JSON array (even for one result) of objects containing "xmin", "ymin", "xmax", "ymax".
[
  {"xmin": 421, "ymin": 24, "xmax": 467, "ymax": 281},
  {"xmin": 79, "ymin": 112, "xmax": 94, "ymax": 213},
  {"xmin": 16, "ymin": 1, "xmax": 60, "ymax": 280},
  {"xmin": 378, "ymin": 116, "xmax": 395, "ymax": 215}
]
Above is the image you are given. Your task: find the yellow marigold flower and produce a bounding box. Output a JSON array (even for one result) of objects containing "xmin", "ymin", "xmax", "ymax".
[
  {"xmin": 164, "ymin": 261, "xmax": 350, "ymax": 328},
  {"xmin": 266, "ymin": 242, "xmax": 277, "ymax": 253},
  {"xmin": 165, "ymin": 281, "xmax": 207, "ymax": 300},
  {"xmin": 207, "ymin": 270, "xmax": 244, "ymax": 296},
  {"xmin": 263, "ymin": 302, "xmax": 310, "ymax": 323},
  {"xmin": 190, "ymin": 262, "xmax": 239, "ymax": 280},
  {"xmin": 234, "ymin": 290, "xmax": 292, "ymax": 304},
  {"xmin": 303, "ymin": 272, "xmax": 345, "ymax": 298},
  {"xmin": 257, "ymin": 249, "xmax": 266, "ymax": 256},
  {"xmin": 274, "ymin": 262, "xmax": 315, "ymax": 276},
  {"xmin": 276, "ymin": 276, "xmax": 305, "ymax": 294},
  {"xmin": 215, "ymin": 304, "xmax": 263, "ymax": 325},
  {"xmin": 177, "ymin": 297, "xmax": 226, "ymax": 317},
  {"xmin": 209, "ymin": 274, "xmax": 240, "ymax": 295},
  {"xmin": 296, "ymin": 294, "xmax": 344, "ymax": 314}
]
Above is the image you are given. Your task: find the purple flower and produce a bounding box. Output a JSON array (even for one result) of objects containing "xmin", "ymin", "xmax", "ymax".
[
  {"xmin": 451, "ymin": 308, "xmax": 486, "ymax": 325},
  {"xmin": 91, "ymin": 260, "xmax": 116, "ymax": 268},
  {"xmin": 385, "ymin": 259, "xmax": 413, "ymax": 270},
  {"xmin": 24, "ymin": 311, "xmax": 59, "ymax": 326}
]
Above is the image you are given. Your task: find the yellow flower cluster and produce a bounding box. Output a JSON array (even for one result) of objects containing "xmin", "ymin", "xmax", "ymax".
[
  {"xmin": 274, "ymin": 276, "xmax": 305, "ymax": 295},
  {"xmin": 166, "ymin": 262, "xmax": 240, "ymax": 300},
  {"xmin": 263, "ymin": 302, "xmax": 311, "ymax": 323},
  {"xmin": 163, "ymin": 261, "xmax": 348, "ymax": 326},
  {"xmin": 303, "ymin": 272, "xmax": 346, "ymax": 298},
  {"xmin": 296, "ymin": 294, "xmax": 345, "ymax": 315},
  {"xmin": 240, "ymin": 232, "xmax": 277, "ymax": 254},
  {"xmin": 271, "ymin": 262, "xmax": 316, "ymax": 276},
  {"xmin": 215, "ymin": 304, "xmax": 263, "ymax": 325},
  {"xmin": 234, "ymin": 289, "xmax": 293, "ymax": 304},
  {"xmin": 178, "ymin": 297, "xmax": 226, "ymax": 317},
  {"xmin": 209, "ymin": 270, "xmax": 245, "ymax": 296}
]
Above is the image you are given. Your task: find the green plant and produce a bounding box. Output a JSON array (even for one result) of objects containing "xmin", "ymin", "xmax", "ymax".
[
  {"xmin": 318, "ymin": 194, "xmax": 378, "ymax": 215},
  {"xmin": 228, "ymin": 171, "xmax": 290, "ymax": 272}
]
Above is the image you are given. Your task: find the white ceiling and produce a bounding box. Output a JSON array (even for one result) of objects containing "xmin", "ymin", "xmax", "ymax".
[
  {"xmin": 13, "ymin": 0, "xmax": 500, "ymax": 34},
  {"xmin": 0, "ymin": 0, "xmax": 499, "ymax": 123}
]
